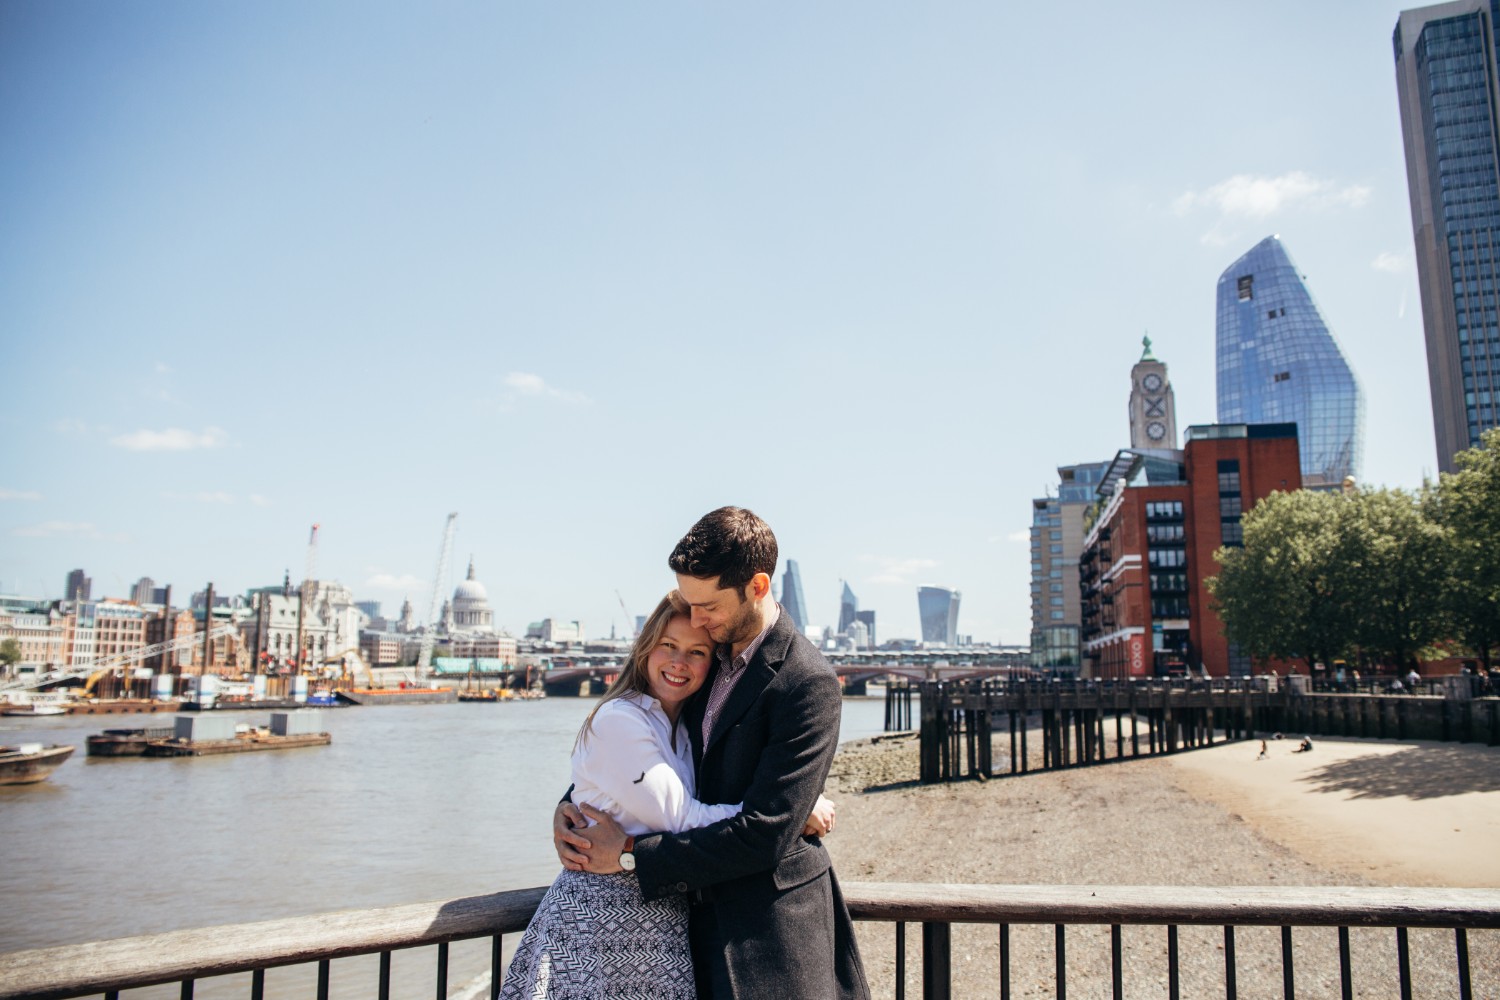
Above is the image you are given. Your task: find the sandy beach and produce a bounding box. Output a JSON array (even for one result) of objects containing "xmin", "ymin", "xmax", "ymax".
[{"xmin": 824, "ymin": 731, "xmax": 1500, "ymax": 999}]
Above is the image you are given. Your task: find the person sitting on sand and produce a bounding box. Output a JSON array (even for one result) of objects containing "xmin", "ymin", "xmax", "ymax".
[{"xmin": 1292, "ymin": 737, "xmax": 1313, "ymax": 753}]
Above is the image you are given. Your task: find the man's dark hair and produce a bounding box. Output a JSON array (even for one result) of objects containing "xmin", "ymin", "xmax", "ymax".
[{"xmin": 669, "ymin": 506, "xmax": 778, "ymax": 596}]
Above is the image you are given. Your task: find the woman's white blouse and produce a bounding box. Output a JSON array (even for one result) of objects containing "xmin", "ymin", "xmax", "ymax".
[{"xmin": 571, "ymin": 693, "xmax": 742, "ymax": 836}]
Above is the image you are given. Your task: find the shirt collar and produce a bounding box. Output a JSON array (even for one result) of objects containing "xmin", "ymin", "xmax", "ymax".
[{"xmin": 717, "ymin": 602, "xmax": 780, "ymax": 675}]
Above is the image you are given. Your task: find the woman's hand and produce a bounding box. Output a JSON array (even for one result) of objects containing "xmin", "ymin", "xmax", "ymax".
[{"xmin": 801, "ymin": 793, "xmax": 836, "ymax": 837}]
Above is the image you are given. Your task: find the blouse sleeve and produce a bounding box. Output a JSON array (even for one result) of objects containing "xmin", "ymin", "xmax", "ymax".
[{"xmin": 582, "ymin": 705, "xmax": 742, "ymax": 834}]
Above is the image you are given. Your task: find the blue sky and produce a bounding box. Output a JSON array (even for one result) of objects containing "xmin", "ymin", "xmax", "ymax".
[{"xmin": 0, "ymin": 1, "xmax": 1432, "ymax": 643}]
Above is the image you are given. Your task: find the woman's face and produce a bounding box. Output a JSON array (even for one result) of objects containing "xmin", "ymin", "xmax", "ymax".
[{"xmin": 645, "ymin": 615, "xmax": 714, "ymax": 719}]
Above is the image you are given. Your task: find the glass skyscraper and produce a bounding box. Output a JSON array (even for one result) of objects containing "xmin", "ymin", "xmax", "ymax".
[
  {"xmin": 1215, "ymin": 236, "xmax": 1364, "ymax": 489},
  {"xmin": 917, "ymin": 586, "xmax": 960, "ymax": 645},
  {"xmin": 1395, "ymin": 0, "xmax": 1500, "ymax": 472},
  {"xmin": 781, "ymin": 560, "xmax": 809, "ymax": 632},
  {"xmin": 837, "ymin": 581, "xmax": 858, "ymax": 635}
]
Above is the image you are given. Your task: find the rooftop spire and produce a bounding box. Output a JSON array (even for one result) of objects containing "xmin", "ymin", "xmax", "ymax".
[
  {"xmin": 1140, "ymin": 333, "xmax": 1156, "ymax": 361},
  {"xmin": 466, "ymin": 555, "xmax": 476, "ymax": 580}
]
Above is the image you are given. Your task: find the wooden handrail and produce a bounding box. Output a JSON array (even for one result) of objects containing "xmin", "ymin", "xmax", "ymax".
[{"xmin": 1, "ymin": 883, "xmax": 1497, "ymax": 1000}]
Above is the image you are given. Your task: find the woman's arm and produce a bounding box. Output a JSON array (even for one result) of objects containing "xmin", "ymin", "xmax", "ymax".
[{"xmin": 582, "ymin": 704, "xmax": 741, "ymax": 834}]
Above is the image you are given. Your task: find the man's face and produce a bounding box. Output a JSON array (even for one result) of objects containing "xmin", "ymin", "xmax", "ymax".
[{"xmin": 675, "ymin": 573, "xmax": 763, "ymax": 648}]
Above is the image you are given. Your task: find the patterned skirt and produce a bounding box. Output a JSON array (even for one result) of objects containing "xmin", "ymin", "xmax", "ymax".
[{"xmin": 500, "ymin": 869, "xmax": 697, "ymax": 1000}]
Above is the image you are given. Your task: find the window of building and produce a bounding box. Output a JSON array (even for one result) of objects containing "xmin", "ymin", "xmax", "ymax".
[
  {"xmin": 1050, "ymin": 582, "xmax": 1063, "ymax": 593},
  {"xmin": 1049, "ymin": 544, "xmax": 1063, "ymax": 554},
  {"xmin": 1219, "ymin": 496, "xmax": 1243, "ymax": 518},
  {"xmin": 1050, "ymin": 596, "xmax": 1064, "ymax": 606},
  {"xmin": 1238, "ymin": 275, "xmax": 1254, "ymax": 300},
  {"xmin": 1050, "ymin": 611, "xmax": 1065, "ymax": 620},
  {"xmin": 1221, "ymin": 521, "xmax": 1244, "ymax": 545}
]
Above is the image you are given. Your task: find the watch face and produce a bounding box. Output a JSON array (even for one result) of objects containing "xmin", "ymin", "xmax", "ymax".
[
  {"xmin": 1142, "ymin": 372, "xmax": 1164, "ymax": 393},
  {"xmin": 1147, "ymin": 421, "xmax": 1167, "ymax": 441}
]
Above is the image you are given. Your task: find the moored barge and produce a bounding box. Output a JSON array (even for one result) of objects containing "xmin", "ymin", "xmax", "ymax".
[{"xmin": 336, "ymin": 687, "xmax": 457, "ymax": 706}]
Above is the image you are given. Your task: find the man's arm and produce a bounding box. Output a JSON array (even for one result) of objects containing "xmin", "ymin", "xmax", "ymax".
[{"xmin": 629, "ymin": 668, "xmax": 841, "ymax": 898}]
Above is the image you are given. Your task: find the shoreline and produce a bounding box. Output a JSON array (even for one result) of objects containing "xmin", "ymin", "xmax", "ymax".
[{"xmin": 823, "ymin": 730, "xmax": 1500, "ymax": 997}]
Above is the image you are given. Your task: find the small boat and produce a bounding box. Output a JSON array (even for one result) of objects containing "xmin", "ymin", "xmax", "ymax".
[
  {"xmin": 0, "ymin": 743, "xmax": 76, "ymax": 784},
  {"xmin": 1, "ymin": 703, "xmax": 67, "ymax": 717}
]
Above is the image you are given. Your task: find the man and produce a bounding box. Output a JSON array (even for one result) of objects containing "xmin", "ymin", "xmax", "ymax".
[{"xmin": 555, "ymin": 506, "xmax": 869, "ymax": 998}]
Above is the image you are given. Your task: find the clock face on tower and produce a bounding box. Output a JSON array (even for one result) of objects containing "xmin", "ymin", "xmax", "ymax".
[
  {"xmin": 1142, "ymin": 372, "xmax": 1164, "ymax": 393},
  {"xmin": 1147, "ymin": 421, "xmax": 1167, "ymax": 442}
]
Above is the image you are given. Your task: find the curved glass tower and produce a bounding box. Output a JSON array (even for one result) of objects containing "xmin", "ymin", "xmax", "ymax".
[
  {"xmin": 1215, "ymin": 236, "xmax": 1364, "ymax": 489},
  {"xmin": 781, "ymin": 560, "xmax": 809, "ymax": 631},
  {"xmin": 917, "ymin": 586, "xmax": 961, "ymax": 645}
]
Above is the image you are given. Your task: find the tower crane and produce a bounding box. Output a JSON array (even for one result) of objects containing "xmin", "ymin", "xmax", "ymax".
[
  {"xmin": 417, "ymin": 513, "xmax": 458, "ymax": 678},
  {"xmin": 616, "ymin": 590, "xmax": 636, "ymax": 641}
]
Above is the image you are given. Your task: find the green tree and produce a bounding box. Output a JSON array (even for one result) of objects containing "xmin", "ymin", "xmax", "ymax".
[
  {"xmin": 1209, "ymin": 489, "xmax": 1360, "ymax": 670},
  {"xmin": 0, "ymin": 638, "xmax": 20, "ymax": 672},
  {"xmin": 1342, "ymin": 487, "xmax": 1447, "ymax": 671},
  {"xmin": 1430, "ymin": 428, "xmax": 1500, "ymax": 671}
]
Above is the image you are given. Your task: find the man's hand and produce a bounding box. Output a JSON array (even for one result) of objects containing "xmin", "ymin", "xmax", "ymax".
[
  {"xmin": 576, "ymin": 804, "xmax": 629, "ymax": 874},
  {"xmin": 802, "ymin": 793, "xmax": 836, "ymax": 837},
  {"xmin": 553, "ymin": 801, "xmax": 591, "ymax": 871}
]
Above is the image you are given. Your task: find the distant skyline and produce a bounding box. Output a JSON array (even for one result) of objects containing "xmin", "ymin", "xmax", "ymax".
[{"xmin": 0, "ymin": 2, "xmax": 1441, "ymax": 642}]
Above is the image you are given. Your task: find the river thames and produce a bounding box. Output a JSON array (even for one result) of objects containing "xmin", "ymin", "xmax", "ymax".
[{"xmin": 0, "ymin": 695, "xmax": 896, "ymax": 997}]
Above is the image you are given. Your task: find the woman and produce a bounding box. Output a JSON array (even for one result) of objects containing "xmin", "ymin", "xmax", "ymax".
[{"xmin": 501, "ymin": 591, "xmax": 831, "ymax": 999}]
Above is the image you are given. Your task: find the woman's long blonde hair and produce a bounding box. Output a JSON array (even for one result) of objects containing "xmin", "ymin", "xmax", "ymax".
[{"xmin": 574, "ymin": 590, "xmax": 708, "ymax": 750}]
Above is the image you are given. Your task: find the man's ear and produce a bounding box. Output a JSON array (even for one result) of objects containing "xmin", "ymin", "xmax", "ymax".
[{"xmin": 749, "ymin": 572, "xmax": 772, "ymax": 600}]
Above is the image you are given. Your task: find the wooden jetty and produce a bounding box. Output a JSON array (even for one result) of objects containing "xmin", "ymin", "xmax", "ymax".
[{"xmin": 916, "ymin": 678, "xmax": 1500, "ymax": 783}]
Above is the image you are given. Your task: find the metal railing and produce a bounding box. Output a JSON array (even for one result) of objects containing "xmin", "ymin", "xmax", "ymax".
[{"xmin": 1, "ymin": 883, "xmax": 1496, "ymax": 1000}]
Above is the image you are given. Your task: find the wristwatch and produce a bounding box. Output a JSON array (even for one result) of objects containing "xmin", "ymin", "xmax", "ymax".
[{"xmin": 620, "ymin": 835, "xmax": 636, "ymax": 872}]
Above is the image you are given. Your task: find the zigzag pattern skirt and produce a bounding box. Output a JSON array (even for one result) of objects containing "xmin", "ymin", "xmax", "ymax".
[{"xmin": 500, "ymin": 869, "xmax": 697, "ymax": 1000}]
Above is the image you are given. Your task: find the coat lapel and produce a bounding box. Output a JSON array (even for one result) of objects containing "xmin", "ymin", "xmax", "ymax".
[{"xmin": 703, "ymin": 610, "xmax": 794, "ymax": 757}]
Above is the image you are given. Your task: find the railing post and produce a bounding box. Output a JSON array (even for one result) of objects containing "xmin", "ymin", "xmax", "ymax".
[{"xmin": 922, "ymin": 920, "xmax": 950, "ymax": 1000}]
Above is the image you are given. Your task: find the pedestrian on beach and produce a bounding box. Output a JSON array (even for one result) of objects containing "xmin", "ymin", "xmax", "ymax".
[
  {"xmin": 502, "ymin": 590, "xmax": 837, "ymax": 999},
  {"xmin": 1257, "ymin": 739, "xmax": 1267, "ymax": 760},
  {"xmin": 554, "ymin": 506, "xmax": 871, "ymax": 999}
]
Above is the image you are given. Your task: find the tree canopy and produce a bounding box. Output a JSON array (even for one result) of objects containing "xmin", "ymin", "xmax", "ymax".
[{"xmin": 1210, "ymin": 429, "xmax": 1500, "ymax": 671}]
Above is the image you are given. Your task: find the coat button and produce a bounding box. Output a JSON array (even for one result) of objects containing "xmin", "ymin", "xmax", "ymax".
[{"xmin": 676, "ymin": 881, "xmax": 689, "ymax": 892}]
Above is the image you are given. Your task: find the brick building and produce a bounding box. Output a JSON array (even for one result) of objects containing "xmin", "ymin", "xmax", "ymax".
[{"xmin": 1081, "ymin": 424, "xmax": 1301, "ymax": 678}]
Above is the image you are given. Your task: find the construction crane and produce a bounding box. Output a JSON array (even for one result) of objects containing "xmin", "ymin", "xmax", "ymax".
[
  {"xmin": 417, "ymin": 513, "xmax": 458, "ymax": 678},
  {"xmin": 305, "ymin": 524, "xmax": 321, "ymax": 594},
  {"xmin": 616, "ymin": 590, "xmax": 636, "ymax": 641},
  {"xmin": 294, "ymin": 523, "xmax": 320, "ymax": 676},
  {"xmin": 0, "ymin": 623, "xmax": 238, "ymax": 694}
]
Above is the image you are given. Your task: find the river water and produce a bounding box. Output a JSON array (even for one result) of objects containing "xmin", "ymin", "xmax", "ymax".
[{"xmin": 0, "ymin": 696, "xmax": 895, "ymax": 997}]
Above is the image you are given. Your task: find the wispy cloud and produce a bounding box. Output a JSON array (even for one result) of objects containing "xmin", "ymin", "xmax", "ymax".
[
  {"xmin": 162, "ymin": 490, "xmax": 236, "ymax": 504},
  {"xmin": 248, "ymin": 493, "xmax": 272, "ymax": 507},
  {"xmin": 502, "ymin": 372, "xmax": 589, "ymax": 404},
  {"xmin": 364, "ymin": 571, "xmax": 428, "ymax": 593},
  {"xmin": 1173, "ymin": 171, "xmax": 1371, "ymax": 220},
  {"xmin": 112, "ymin": 426, "xmax": 228, "ymax": 451},
  {"xmin": 13, "ymin": 520, "xmax": 128, "ymax": 541},
  {"xmin": 1372, "ymin": 252, "xmax": 1406, "ymax": 273},
  {"xmin": 0, "ymin": 488, "xmax": 42, "ymax": 501},
  {"xmin": 1005, "ymin": 529, "xmax": 1029, "ymax": 543},
  {"xmin": 861, "ymin": 555, "xmax": 939, "ymax": 586}
]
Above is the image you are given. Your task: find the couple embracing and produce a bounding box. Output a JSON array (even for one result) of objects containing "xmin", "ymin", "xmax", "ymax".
[{"xmin": 501, "ymin": 506, "xmax": 870, "ymax": 999}]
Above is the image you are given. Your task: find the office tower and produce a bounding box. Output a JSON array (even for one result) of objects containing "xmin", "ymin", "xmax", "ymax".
[
  {"xmin": 855, "ymin": 609, "xmax": 876, "ymax": 648},
  {"xmin": 1216, "ymin": 236, "xmax": 1364, "ymax": 489},
  {"xmin": 355, "ymin": 600, "xmax": 382, "ymax": 620},
  {"xmin": 1129, "ymin": 336, "xmax": 1179, "ymax": 450},
  {"xmin": 1030, "ymin": 461, "xmax": 1110, "ymax": 674},
  {"xmin": 1395, "ymin": 1, "xmax": 1500, "ymax": 472},
  {"xmin": 837, "ymin": 581, "xmax": 858, "ymax": 635},
  {"xmin": 917, "ymin": 586, "xmax": 960, "ymax": 645},
  {"xmin": 65, "ymin": 569, "xmax": 91, "ymax": 603},
  {"xmin": 780, "ymin": 560, "xmax": 809, "ymax": 631},
  {"xmin": 131, "ymin": 577, "xmax": 156, "ymax": 605}
]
